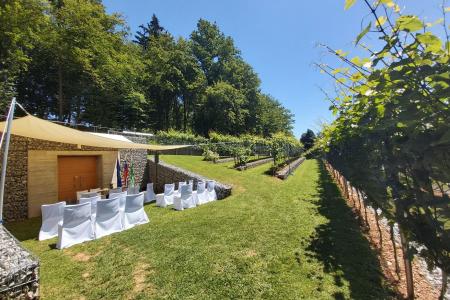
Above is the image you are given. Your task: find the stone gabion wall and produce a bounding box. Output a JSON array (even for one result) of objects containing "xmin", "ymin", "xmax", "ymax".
[
  {"xmin": 118, "ymin": 135, "xmax": 148, "ymax": 191},
  {"xmin": 1, "ymin": 135, "xmax": 147, "ymax": 223},
  {"xmin": 1, "ymin": 136, "xmax": 85, "ymax": 223},
  {"xmin": 0, "ymin": 225, "xmax": 39, "ymax": 299},
  {"xmin": 147, "ymin": 158, "xmax": 232, "ymax": 199}
]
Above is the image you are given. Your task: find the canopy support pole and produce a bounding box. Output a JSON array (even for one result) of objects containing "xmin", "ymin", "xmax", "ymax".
[{"xmin": 0, "ymin": 98, "xmax": 16, "ymax": 224}]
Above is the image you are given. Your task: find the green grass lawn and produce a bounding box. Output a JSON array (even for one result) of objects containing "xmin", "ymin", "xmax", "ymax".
[{"xmin": 6, "ymin": 157, "xmax": 394, "ymax": 299}]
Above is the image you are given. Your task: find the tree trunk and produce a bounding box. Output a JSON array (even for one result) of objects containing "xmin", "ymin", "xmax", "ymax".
[
  {"xmin": 440, "ymin": 269, "xmax": 448, "ymax": 300},
  {"xmin": 400, "ymin": 228, "xmax": 415, "ymax": 299},
  {"xmin": 390, "ymin": 223, "xmax": 400, "ymax": 276},
  {"xmin": 58, "ymin": 62, "xmax": 64, "ymax": 121}
]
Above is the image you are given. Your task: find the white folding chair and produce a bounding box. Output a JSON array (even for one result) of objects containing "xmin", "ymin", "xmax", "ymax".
[
  {"xmin": 76, "ymin": 190, "xmax": 88, "ymax": 201},
  {"xmin": 95, "ymin": 197, "xmax": 123, "ymax": 239},
  {"xmin": 109, "ymin": 191, "xmax": 127, "ymax": 212},
  {"xmin": 156, "ymin": 184, "xmax": 175, "ymax": 207},
  {"xmin": 79, "ymin": 195, "xmax": 101, "ymax": 218},
  {"xmin": 109, "ymin": 187, "xmax": 122, "ymax": 194},
  {"xmin": 39, "ymin": 201, "xmax": 66, "ymax": 241},
  {"xmin": 57, "ymin": 202, "xmax": 94, "ymax": 249},
  {"xmin": 80, "ymin": 191, "xmax": 100, "ymax": 198},
  {"xmin": 174, "ymin": 184, "xmax": 196, "ymax": 211},
  {"xmin": 175, "ymin": 181, "xmax": 186, "ymax": 197},
  {"xmin": 123, "ymin": 193, "xmax": 149, "ymax": 230},
  {"xmin": 127, "ymin": 186, "xmax": 139, "ymax": 195},
  {"xmin": 195, "ymin": 181, "xmax": 208, "ymax": 205},
  {"xmin": 207, "ymin": 180, "xmax": 217, "ymax": 202},
  {"xmin": 145, "ymin": 183, "xmax": 156, "ymax": 203}
]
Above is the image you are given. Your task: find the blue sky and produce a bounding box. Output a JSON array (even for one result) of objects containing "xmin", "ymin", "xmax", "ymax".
[{"xmin": 103, "ymin": 0, "xmax": 444, "ymax": 138}]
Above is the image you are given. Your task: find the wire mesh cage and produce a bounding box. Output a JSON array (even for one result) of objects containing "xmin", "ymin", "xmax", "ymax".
[{"xmin": 0, "ymin": 225, "xmax": 39, "ymax": 299}]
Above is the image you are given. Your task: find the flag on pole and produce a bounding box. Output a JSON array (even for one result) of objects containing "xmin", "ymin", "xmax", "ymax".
[
  {"xmin": 123, "ymin": 161, "xmax": 129, "ymax": 187},
  {"xmin": 116, "ymin": 159, "xmax": 122, "ymax": 187},
  {"xmin": 129, "ymin": 160, "xmax": 135, "ymax": 187}
]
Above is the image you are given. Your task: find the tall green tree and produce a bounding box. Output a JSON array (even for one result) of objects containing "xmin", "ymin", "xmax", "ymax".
[
  {"xmin": 196, "ymin": 81, "xmax": 248, "ymax": 135},
  {"xmin": 300, "ymin": 129, "xmax": 316, "ymax": 150},
  {"xmin": 0, "ymin": 0, "xmax": 48, "ymax": 110}
]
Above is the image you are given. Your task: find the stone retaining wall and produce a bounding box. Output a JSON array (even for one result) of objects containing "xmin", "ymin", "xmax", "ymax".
[
  {"xmin": 0, "ymin": 225, "xmax": 39, "ymax": 299},
  {"xmin": 147, "ymin": 158, "xmax": 232, "ymax": 199},
  {"xmin": 215, "ymin": 157, "xmax": 234, "ymax": 164},
  {"xmin": 275, "ymin": 157, "xmax": 306, "ymax": 180},
  {"xmin": 236, "ymin": 157, "xmax": 273, "ymax": 171}
]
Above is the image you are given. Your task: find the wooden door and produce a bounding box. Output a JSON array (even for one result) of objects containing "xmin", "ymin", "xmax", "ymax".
[{"xmin": 58, "ymin": 156, "xmax": 98, "ymax": 203}]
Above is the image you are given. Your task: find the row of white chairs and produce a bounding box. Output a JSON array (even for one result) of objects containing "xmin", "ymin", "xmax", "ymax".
[
  {"xmin": 39, "ymin": 192, "xmax": 149, "ymax": 249},
  {"xmin": 156, "ymin": 180, "xmax": 217, "ymax": 210}
]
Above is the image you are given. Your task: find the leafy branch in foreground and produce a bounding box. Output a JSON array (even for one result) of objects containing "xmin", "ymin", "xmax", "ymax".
[{"xmin": 317, "ymin": 1, "xmax": 450, "ymax": 299}]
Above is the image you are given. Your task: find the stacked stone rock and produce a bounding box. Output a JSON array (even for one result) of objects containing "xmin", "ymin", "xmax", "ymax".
[
  {"xmin": 0, "ymin": 135, "xmax": 148, "ymax": 223},
  {"xmin": 275, "ymin": 157, "xmax": 306, "ymax": 180},
  {"xmin": 0, "ymin": 225, "xmax": 39, "ymax": 299},
  {"xmin": 236, "ymin": 157, "xmax": 274, "ymax": 171},
  {"xmin": 147, "ymin": 158, "xmax": 232, "ymax": 199},
  {"xmin": 117, "ymin": 135, "xmax": 148, "ymax": 191}
]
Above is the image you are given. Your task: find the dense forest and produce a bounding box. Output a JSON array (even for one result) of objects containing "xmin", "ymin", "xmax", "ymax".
[{"xmin": 0, "ymin": 0, "xmax": 294, "ymax": 136}]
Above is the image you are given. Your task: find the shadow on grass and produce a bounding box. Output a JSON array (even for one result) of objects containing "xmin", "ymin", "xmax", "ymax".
[
  {"xmin": 6, "ymin": 217, "xmax": 41, "ymax": 241},
  {"xmin": 304, "ymin": 162, "xmax": 395, "ymax": 299}
]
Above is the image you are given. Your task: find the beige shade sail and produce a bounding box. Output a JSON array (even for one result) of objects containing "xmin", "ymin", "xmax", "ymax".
[{"xmin": 0, "ymin": 115, "xmax": 189, "ymax": 151}]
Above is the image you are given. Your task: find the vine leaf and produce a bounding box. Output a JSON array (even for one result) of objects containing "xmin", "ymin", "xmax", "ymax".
[
  {"xmin": 356, "ymin": 22, "xmax": 371, "ymax": 45},
  {"xmin": 396, "ymin": 15, "xmax": 423, "ymax": 32}
]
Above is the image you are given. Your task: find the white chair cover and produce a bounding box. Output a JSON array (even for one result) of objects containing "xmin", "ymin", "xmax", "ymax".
[
  {"xmin": 207, "ymin": 180, "xmax": 217, "ymax": 202},
  {"xmin": 57, "ymin": 202, "xmax": 94, "ymax": 249},
  {"xmin": 109, "ymin": 191, "xmax": 127, "ymax": 212},
  {"xmin": 175, "ymin": 181, "xmax": 186, "ymax": 197},
  {"xmin": 156, "ymin": 184, "xmax": 175, "ymax": 207},
  {"xmin": 76, "ymin": 190, "xmax": 88, "ymax": 201},
  {"xmin": 195, "ymin": 182, "xmax": 208, "ymax": 205},
  {"xmin": 127, "ymin": 186, "xmax": 139, "ymax": 195},
  {"xmin": 79, "ymin": 195, "xmax": 101, "ymax": 218},
  {"xmin": 123, "ymin": 193, "xmax": 149, "ymax": 230},
  {"xmin": 90, "ymin": 188, "xmax": 101, "ymax": 193},
  {"xmin": 145, "ymin": 183, "xmax": 156, "ymax": 203},
  {"xmin": 188, "ymin": 180, "xmax": 194, "ymax": 186},
  {"xmin": 109, "ymin": 187, "xmax": 122, "ymax": 194},
  {"xmin": 80, "ymin": 191, "xmax": 99, "ymax": 198},
  {"xmin": 95, "ymin": 197, "xmax": 123, "ymax": 239},
  {"xmin": 39, "ymin": 201, "xmax": 66, "ymax": 241},
  {"xmin": 174, "ymin": 184, "xmax": 196, "ymax": 211}
]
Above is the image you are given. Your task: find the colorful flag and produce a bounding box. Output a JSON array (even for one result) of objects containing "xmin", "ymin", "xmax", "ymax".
[
  {"xmin": 123, "ymin": 161, "xmax": 129, "ymax": 187},
  {"xmin": 129, "ymin": 160, "xmax": 135, "ymax": 187},
  {"xmin": 116, "ymin": 159, "xmax": 122, "ymax": 187}
]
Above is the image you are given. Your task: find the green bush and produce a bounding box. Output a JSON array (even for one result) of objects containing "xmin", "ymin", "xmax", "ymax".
[
  {"xmin": 270, "ymin": 132, "xmax": 303, "ymax": 167},
  {"xmin": 202, "ymin": 149, "xmax": 219, "ymax": 162},
  {"xmin": 153, "ymin": 129, "xmax": 207, "ymax": 145},
  {"xmin": 232, "ymin": 145, "xmax": 252, "ymax": 167}
]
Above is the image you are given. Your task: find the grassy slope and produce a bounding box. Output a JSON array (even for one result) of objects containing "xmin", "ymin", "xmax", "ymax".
[{"xmin": 6, "ymin": 157, "xmax": 393, "ymax": 299}]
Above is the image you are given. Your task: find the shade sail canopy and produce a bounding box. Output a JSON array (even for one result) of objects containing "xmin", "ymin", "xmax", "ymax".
[{"xmin": 0, "ymin": 115, "xmax": 188, "ymax": 151}]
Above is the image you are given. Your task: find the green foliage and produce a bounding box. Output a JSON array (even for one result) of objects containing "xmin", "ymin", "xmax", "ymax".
[
  {"xmin": 300, "ymin": 129, "xmax": 316, "ymax": 151},
  {"xmin": 202, "ymin": 148, "xmax": 219, "ymax": 162},
  {"xmin": 270, "ymin": 132, "xmax": 303, "ymax": 167},
  {"xmin": 1, "ymin": 2, "xmax": 293, "ymax": 136},
  {"xmin": 154, "ymin": 129, "xmax": 207, "ymax": 145},
  {"xmin": 197, "ymin": 81, "xmax": 248, "ymax": 135},
  {"xmin": 318, "ymin": 1, "xmax": 450, "ymax": 286}
]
